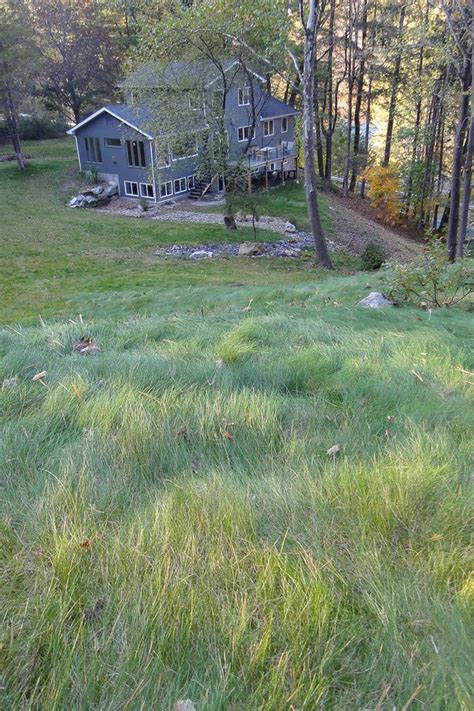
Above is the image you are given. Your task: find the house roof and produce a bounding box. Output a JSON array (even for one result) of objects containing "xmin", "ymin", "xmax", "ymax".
[
  {"xmin": 259, "ymin": 95, "xmax": 298, "ymax": 120},
  {"xmin": 120, "ymin": 59, "xmax": 265, "ymax": 90},
  {"xmin": 66, "ymin": 103, "xmax": 159, "ymax": 138}
]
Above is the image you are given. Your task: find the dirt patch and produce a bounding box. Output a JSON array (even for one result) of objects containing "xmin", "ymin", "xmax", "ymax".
[{"xmin": 323, "ymin": 192, "xmax": 421, "ymax": 261}]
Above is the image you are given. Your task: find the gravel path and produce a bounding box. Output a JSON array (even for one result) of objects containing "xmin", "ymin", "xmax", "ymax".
[{"xmin": 98, "ymin": 195, "xmax": 419, "ymax": 261}]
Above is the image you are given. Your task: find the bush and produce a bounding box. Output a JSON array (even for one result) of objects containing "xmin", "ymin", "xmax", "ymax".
[
  {"xmin": 18, "ymin": 116, "xmax": 68, "ymax": 141},
  {"xmin": 385, "ymin": 241, "xmax": 473, "ymax": 308},
  {"xmin": 361, "ymin": 164, "xmax": 401, "ymax": 225},
  {"xmin": 361, "ymin": 241, "xmax": 387, "ymax": 270}
]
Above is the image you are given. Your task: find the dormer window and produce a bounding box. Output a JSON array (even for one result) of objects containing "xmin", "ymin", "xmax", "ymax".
[{"xmin": 238, "ymin": 86, "xmax": 251, "ymax": 106}]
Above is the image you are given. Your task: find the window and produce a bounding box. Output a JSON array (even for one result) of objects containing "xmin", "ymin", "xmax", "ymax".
[
  {"xmin": 124, "ymin": 181, "xmax": 139, "ymax": 196},
  {"xmin": 238, "ymin": 86, "xmax": 251, "ymax": 106},
  {"xmin": 170, "ymin": 134, "xmax": 198, "ymax": 160},
  {"xmin": 281, "ymin": 117, "xmax": 288, "ymax": 133},
  {"xmin": 174, "ymin": 177, "xmax": 187, "ymax": 194},
  {"xmin": 105, "ymin": 137, "xmax": 121, "ymax": 147},
  {"xmin": 140, "ymin": 183, "xmax": 154, "ymax": 198},
  {"xmin": 155, "ymin": 142, "xmax": 170, "ymax": 168},
  {"xmin": 238, "ymin": 125, "xmax": 255, "ymax": 142},
  {"xmin": 263, "ymin": 120, "xmax": 274, "ymax": 137},
  {"xmin": 159, "ymin": 181, "xmax": 173, "ymax": 198},
  {"xmin": 84, "ymin": 137, "xmax": 102, "ymax": 163},
  {"xmin": 126, "ymin": 139, "xmax": 146, "ymax": 167},
  {"xmin": 187, "ymin": 175, "xmax": 197, "ymax": 190}
]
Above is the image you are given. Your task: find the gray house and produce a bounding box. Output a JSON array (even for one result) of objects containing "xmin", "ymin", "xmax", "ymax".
[{"xmin": 67, "ymin": 60, "xmax": 298, "ymax": 202}]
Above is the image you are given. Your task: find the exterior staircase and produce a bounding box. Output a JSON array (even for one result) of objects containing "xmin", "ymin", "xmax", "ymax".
[{"xmin": 188, "ymin": 174, "xmax": 219, "ymax": 199}]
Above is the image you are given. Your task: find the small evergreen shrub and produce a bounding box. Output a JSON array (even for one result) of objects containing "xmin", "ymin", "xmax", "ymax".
[
  {"xmin": 361, "ymin": 241, "xmax": 387, "ymax": 270},
  {"xmin": 385, "ymin": 241, "xmax": 473, "ymax": 308}
]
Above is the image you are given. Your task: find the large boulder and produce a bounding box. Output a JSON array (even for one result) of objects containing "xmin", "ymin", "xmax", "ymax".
[
  {"xmin": 285, "ymin": 221, "xmax": 297, "ymax": 233},
  {"xmin": 239, "ymin": 241, "xmax": 264, "ymax": 257},
  {"xmin": 358, "ymin": 292, "xmax": 394, "ymax": 308}
]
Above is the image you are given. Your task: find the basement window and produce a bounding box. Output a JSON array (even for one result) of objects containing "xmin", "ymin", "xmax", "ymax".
[
  {"xmin": 140, "ymin": 183, "xmax": 155, "ymax": 199},
  {"xmin": 174, "ymin": 178, "xmax": 187, "ymax": 194},
  {"xmin": 159, "ymin": 181, "xmax": 173, "ymax": 198},
  {"xmin": 124, "ymin": 181, "xmax": 139, "ymax": 197}
]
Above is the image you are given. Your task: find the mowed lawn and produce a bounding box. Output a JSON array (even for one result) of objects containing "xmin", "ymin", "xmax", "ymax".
[
  {"xmin": 0, "ymin": 139, "xmax": 337, "ymax": 325},
  {"xmin": 0, "ymin": 140, "xmax": 473, "ymax": 709}
]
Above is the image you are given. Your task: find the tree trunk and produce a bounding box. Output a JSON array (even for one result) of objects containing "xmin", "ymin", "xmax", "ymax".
[
  {"xmin": 447, "ymin": 52, "xmax": 472, "ymax": 261},
  {"xmin": 382, "ymin": 4, "xmax": 406, "ymax": 167},
  {"xmin": 342, "ymin": 3, "xmax": 355, "ymax": 197},
  {"xmin": 300, "ymin": 0, "xmax": 333, "ymax": 268},
  {"xmin": 350, "ymin": 0, "xmax": 367, "ymax": 192},
  {"xmin": 458, "ymin": 101, "xmax": 473, "ymax": 257},
  {"xmin": 322, "ymin": 0, "xmax": 335, "ymax": 182},
  {"xmin": 4, "ymin": 78, "xmax": 26, "ymax": 171},
  {"xmin": 314, "ymin": 87, "xmax": 325, "ymax": 178}
]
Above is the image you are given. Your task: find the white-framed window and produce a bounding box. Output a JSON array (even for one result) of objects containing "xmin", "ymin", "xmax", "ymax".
[
  {"xmin": 174, "ymin": 177, "xmax": 187, "ymax": 194},
  {"xmin": 105, "ymin": 137, "xmax": 122, "ymax": 147},
  {"xmin": 281, "ymin": 117, "xmax": 288, "ymax": 133},
  {"xmin": 238, "ymin": 125, "xmax": 255, "ymax": 142},
  {"xmin": 238, "ymin": 86, "xmax": 251, "ymax": 106},
  {"xmin": 159, "ymin": 181, "xmax": 173, "ymax": 198},
  {"xmin": 187, "ymin": 174, "xmax": 197, "ymax": 190},
  {"xmin": 124, "ymin": 181, "xmax": 139, "ymax": 197},
  {"xmin": 263, "ymin": 120, "xmax": 274, "ymax": 137},
  {"xmin": 268, "ymin": 162, "xmax": 276, "ymax": 172},
  {"xmin": 84, "ymin": 137, "xmax": 102, "ymax": 163},
  {"xmin": 140, "ymin": 183, "xmax": 154, "ymax": 199}
]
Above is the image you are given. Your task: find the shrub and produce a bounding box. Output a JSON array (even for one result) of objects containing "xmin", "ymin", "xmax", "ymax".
[
  {"xmin": 18, "ymin": 116, "xmax": 68, "ymax": 141},
  {"xmin": 87, "ymin": 167, "xmax": 99, "ymax": 184},
  {"xmin": 361, "ymin": 241, "xmax": 387, "ymax": 270},
  {"xmin": 385, "ymin": 241, "xmax": 473, "ymax": 308},
  {"xmin": 361, "ymin": 164, "xmax": 401, "ymax": 225}
]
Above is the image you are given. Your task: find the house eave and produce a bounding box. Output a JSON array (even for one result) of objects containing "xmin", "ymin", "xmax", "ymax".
[{"xmin": 66, "ymin": 107, "xmax": 154, "ymax": 140}]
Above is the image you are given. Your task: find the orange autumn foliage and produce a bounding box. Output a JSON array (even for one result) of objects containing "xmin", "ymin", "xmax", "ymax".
[{"xmin": 361, "ymin": 165, "xmax": 401, "ymax": 226}]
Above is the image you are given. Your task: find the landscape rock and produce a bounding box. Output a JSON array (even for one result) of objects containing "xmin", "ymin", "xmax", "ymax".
[
  {"xmin": 239, "ymin": 241, "xmax": 264, "ymax": 256},
  {"xmin": 285, "ymin": 221, "xmax": 297, "ymax": 233},
  {"xmin": 174, "ymin": 701, "xmax": 196, "ymax": 711},
  {"xmin": 88, "ymin": 186, "xmax": 104, "ymax": 196},
  {"xmin": 358, "ymin": 292, "xmax": 394, "ymax": 308},
  {"xmin": 104, "ymin": 182, "xmax": 118, "ymax": 197},
  {"xmin": 190, "ymin": 250, "xmax": 213, "ymax": 259},
  {"xmin": 2, "ymin": 376, "xmax": 18, "ymax": 390}
]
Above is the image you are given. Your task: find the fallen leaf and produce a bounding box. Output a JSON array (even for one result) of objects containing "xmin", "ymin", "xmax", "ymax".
[
  {"xmin": 80, "ymin": 539, "xmax": 92, "ymax": 552},
  {"xmin": 327, "ymin": 444, "xmax": 341, "ymax": 457},
  {"xmin": 223, "ymin": 430, "xmax": 234, "ymax": 442},
  {"xmin": 387, "ymin": 415, "xmax": 394, "ymax": 422},
  {"xmin": 176, "ymin": 426, "xmax": 188, "ymax": 440},
  {"xmin": 242, "ymin": 298, "xmax": 253, "ymax": 312},
  {"xmin": 411, "ymin": 369, "xmax": 425, "ymax": 384},
  {"xmin": 32, "ymin": 370, "xmax": 47, "ymax": 382},
  {"xmin": 215, "ymin": 358, "xmax": 224, "ymax": 368}
]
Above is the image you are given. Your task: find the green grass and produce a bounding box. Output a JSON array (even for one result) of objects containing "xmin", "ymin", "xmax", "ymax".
[
  {"xmin": 0, "ymin": 140, "xmax": 473, "ymax": 709},
  {"xmin": 0, "ymin": 139, "xmax": 351, "ymax": 324}
]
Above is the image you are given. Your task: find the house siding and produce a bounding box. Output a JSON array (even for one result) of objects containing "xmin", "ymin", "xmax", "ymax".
[{"xmin": 71, "ymin": 68, "xmax": 297, "ymax": 200}]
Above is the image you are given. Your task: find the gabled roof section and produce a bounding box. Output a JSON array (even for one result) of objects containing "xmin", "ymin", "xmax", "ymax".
[
  {"xmin": 121, "ymin": 59, "xmax": 265, "ymax": 90},
  {"xmin": 66, "ymin": 104, "xmax": 156, "ymax": 138},
  {"xmin": 259, "ymin": 95, "xmax": 298, "ymax": 120}
]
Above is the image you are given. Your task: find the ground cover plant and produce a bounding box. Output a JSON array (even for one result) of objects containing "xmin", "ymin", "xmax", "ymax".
[{"xmin": 1, "ymin": 140, "xmax": 473, "ymax": 709}]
